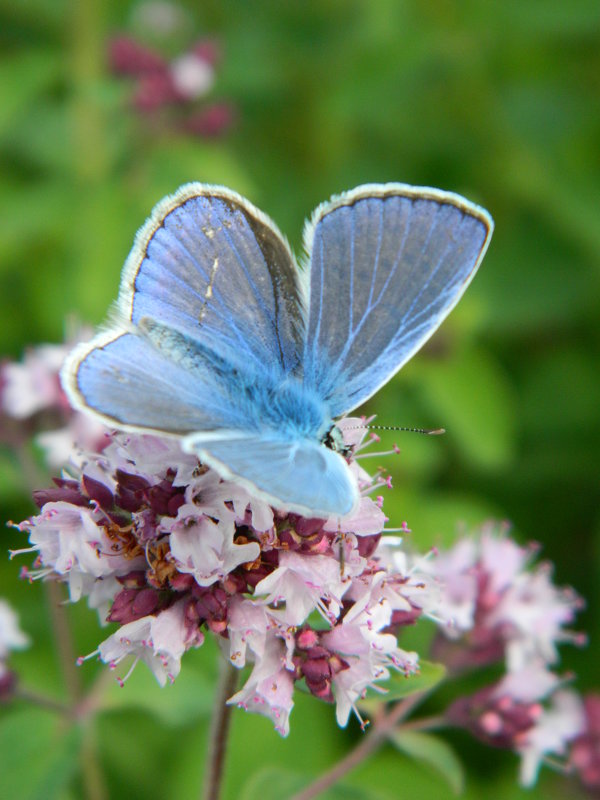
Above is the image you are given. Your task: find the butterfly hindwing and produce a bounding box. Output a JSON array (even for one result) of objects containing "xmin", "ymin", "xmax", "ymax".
[
  {"xmin": 183, "ymin": 432, "xmax": 358, "ymax": 517},
  {"xmin": 66, "ymin": 330, "xmax": 243, "ymax": 433},
  {"xmin": 302, "ymin": 184, "xmax": 493, "ymax": 416}
]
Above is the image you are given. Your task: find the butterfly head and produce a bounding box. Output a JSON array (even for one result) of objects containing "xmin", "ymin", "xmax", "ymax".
[{"xmin": 322, "ymin": 424, "xmax": 353, "ymax": 458}]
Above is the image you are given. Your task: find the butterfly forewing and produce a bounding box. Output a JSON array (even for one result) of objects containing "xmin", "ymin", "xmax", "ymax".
[
  {"xmin": 302, "ymin": 185, "xmax": 493, "ymax": 417},
  {"xmin": 63, "ymin": 184, "xmax": 308, "ymax": 434},
  {"xmin": 120, "ymin": 184, "xmax": 305, "ymax": 374}
]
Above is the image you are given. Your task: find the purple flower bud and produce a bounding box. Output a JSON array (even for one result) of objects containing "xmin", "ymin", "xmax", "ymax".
[
  {"xmin": 183, "ymin": 103, "xmax": 235, "ymax": 138},
  {"xmin": 390, "ymin": 606, "xmax": 422, "ymax": 628},
  {"xmin": 108, "ymin": 35, "xmax": 167, "ymax": 75},
  {"xmin": 448, "ymin": 685, "xmax": 540, "ymax": 749},
  {"xmin": 296, "ymin": 628, "xmax": 319, "ymax": 650},
  {"xmin": 169, "ymin": 572, "xmax": 195, "ymax": 592},
  {"xmin": 570, "ymin": 694, "xmax": 600, "ymax": 791},
  {"xmin": 356, "ymin": 533, "xmax": 381, "ymax": 558},
  {"xmin": 81, "ymin": 475, "xmax": 115, "ymax": 511},
  {"xmin": 33, "ymin": 485, "xmax": 87, "ymax": 508},
  {"xmin": 117, "ymin": 570, "xmax": 147, "ymax": 588},
  {"xmin": 0, "ymin": 669, "xmax": 17, "ymax": 702},
  {"xmin": 290, "ymin": 515, "xmax": 327, "ymax": 538},
  {"xmin": 108, "ymin": 586, "xmax": 162, "ymax": 623}
]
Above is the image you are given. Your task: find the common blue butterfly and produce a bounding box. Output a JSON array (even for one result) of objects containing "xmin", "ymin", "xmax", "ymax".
[{"xmin": 62, "ymin": 183, "xmax": 493, "ymax": 517}]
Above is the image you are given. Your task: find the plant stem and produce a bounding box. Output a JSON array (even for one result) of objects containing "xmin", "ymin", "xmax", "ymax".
[
  {"xmin": 202, "ymin": 662, "xmax": 239, "ymax": 800},
  {"xmin": 45, "ymin": 580, "xmax": 83, "ymax": 704},
  {"xmin": 80, "ymin": 722, "xmax": 109, "ymax": 800},
  {"xmin": 399, "ymin": 714, "xmax": 448, "ymax": 733},
  {"xmin": 289, "ymin": 692, "xmax": 428, "ymax": 800},
  {"xmin": 15, "ymin": 687, "xmax": 71, "ymax": 715}
]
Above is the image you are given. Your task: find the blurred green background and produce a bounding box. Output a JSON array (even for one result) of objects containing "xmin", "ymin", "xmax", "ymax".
[{"xmin": 1, "ymin": 1, "xmax": 599, "ymax": 798}]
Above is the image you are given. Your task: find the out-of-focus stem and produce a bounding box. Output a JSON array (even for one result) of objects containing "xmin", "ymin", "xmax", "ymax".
[
  {"xmin": 400, "ymin": 714, "xmax": 448, "ymax": 733},
  {"xmin": 202, "ymin": 662, "xmax": 239, "ymax": 800},
  {"xmin": 80, "ymin": 722, "xmax": 109, "ymax": 800},
  {"xmin": 45, "ymin": 580, "xmax": 83, "ymax": 704},
  {"xmin": 15, "ymin": 687, "xmax": 70, "ymax": 715},
  {"xmin": 289, "ymin": 692, "xmax": 429, "ymax": 800}
]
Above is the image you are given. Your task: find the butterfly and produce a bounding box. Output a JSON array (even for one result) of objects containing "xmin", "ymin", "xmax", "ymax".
[{"xmin": 62, "ymin": 183, "xmax": 493, "ymax": 518}]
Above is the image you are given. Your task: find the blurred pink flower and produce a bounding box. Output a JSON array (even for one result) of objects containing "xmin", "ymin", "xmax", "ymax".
[
  {"xmin": 426, "ymin": 526, "xmax": 583, "ymax": 672},
  {"xmin": 1, "ymin": 332, "xmax": 105, "ymax": 467},
  {"xmin": 107, "ymin": 27, "xmax": 233, "ymax": 139},
  {"xmin": 448, "ymin": 664, "xmax": 585, "ymax": 786},
  {"xmin": 0, "ymin": 599, "xmax": 30, "ymax": 699},
  {"xmin": 570, "ymin": 693, "xmax": 600, "ymax": 792}
]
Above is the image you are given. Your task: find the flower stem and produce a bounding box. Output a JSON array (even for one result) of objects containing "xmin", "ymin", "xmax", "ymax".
[
  {"xmin": 202, "ymin": 661, "xmax": 238, "ymax": 800},
  {"xmin": 45, "ymin": 580, "xmax": 83, "ymax": 704},
  {"xmin": 15, "ymin": 687, "xmax": 71, "ymax": 715},
  {"xmin": 80, "ymin": 722, "xmax": 109, "ymax": 800},
  {"xmin": 289, "ymin": 692, "xmax": 428, "ymax": 800},
  {"xmin": 399, "ymin": 713, "xmax": 448, "ymax": 733}
]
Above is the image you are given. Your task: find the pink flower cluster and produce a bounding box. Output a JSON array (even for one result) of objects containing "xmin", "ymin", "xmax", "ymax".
[
  {"xmin": 108, "ymin": 31, "xmax": 234, "ymax": 138},
  {"xmin": 1, "ymin": 333, "xmax": 105, "ymax": 466},
  {"xmin": 0, "ymin": 599, "xmax": 29, "ymax": 698},
  {"xmin": 424, "ymin": 527, "xmax": 586, "ymax": 785},
  {"xmin": 15, "ymin": 426, "xmax": 429, "ymax": 735}
]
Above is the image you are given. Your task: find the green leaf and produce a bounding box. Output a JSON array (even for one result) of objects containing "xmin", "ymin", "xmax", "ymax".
[
  {"xmin": 239, "ymin": 768, "xmax": 306, "ymax": 800},
  {"xmin": 390, "ymin": 730, "xmax": 465, "ymax": 795},
  {"xmin": 0, "ymin": 708, "xmax": 81, "ymax": 800},
  {"xmin": 240, "ymin": 767, "xmax": 387, "ymax": 800},
  {"xmin": 358, "ymin": 660, "xmax": 446, "ymax": 720},
  {"xmin": 377, "ymin": 660, "xmax": 446, "ymax": 702},
  {"xmin": 99, "ymin": 656, "xmax": 214, "ymax": 726},
  {"xmin": 0, "ymin": 50, "xmax": 62, "ymax": 138},
  {"xmin": 413, "ymin": 346, "xmax": 516, "ymax": 470}
]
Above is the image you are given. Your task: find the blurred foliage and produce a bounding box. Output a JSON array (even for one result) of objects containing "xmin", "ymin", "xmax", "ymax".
[{"xmin": 1, "ymin": 0, "xmax": 599, "ymax": 798}]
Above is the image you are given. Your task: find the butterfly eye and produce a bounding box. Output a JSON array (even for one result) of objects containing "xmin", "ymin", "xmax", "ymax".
[{"xmin": 322, "ymin": 425, "xmax": 351, "ymax": 457}]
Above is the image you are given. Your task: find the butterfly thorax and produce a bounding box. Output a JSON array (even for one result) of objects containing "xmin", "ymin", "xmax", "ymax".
[{"xmin": 236, "ymin": 372, "xmax": 332, "ymax": 442}]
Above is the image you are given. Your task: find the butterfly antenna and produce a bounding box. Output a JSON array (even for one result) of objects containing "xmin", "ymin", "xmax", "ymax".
[
  {"xmin": 346, "ymin": 423, "xmax": 445, "ymax": 436},
  {"xmin": 369, "ymin": 424, "xmax": 445, "ymax": 436}
]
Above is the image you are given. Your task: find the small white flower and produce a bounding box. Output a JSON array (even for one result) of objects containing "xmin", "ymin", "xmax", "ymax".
[
  {"xmin": 22, "ymin": 501, "xmax": 142, "ymax": 578},
  {"xmin": 169, "ymin": 516, "xmax": 260, "ymax": 587},
  {"xmin": 1, "ymin": 344, "xmax": 65, "ymax": 418},
  {"xmin": 518, "ymin": 689, "xmax": 585, "ymax": 786},
  {"xmin": 0, "ymin": 599, "xmax": 30, "ymax": 659},
  {"xmin": 98, "ymin": 601, "xmax": 199, "ymax": 686},
  {"xmin": 253, "ymin": 550, "xmax": 358, "ymax": 626},
  {"xmin": 170, "ymin": 54, "xmax": 214, "ymax": 99},
  {"xmin": 324, "ymin": 495, "xmax": 386, "ymax": 536},
  {"xmin": 229, "ymin": 635, "xmax": 294, "ymax": 737}
]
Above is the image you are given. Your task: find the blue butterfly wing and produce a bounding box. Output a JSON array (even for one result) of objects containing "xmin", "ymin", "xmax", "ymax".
[
  {"xmin": 66, "ymin": 331, "xmax": 245, "ymax": 432},
  {"xmin": 118, "ymin": 183, "xmax": 304, "ymax": 375},
  {"xmin": 301, "ymin": 184, "xmax": 493, "ymax": 416},
  {"xmin": 63, "ymin": 184, "xmax": 307, "ymax": 433},
  {"xmin": 184, "ymin": 432, "xmax": 358, "ymax": 516}
]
